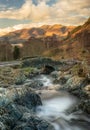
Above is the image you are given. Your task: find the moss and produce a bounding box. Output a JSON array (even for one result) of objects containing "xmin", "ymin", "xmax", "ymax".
[
  {"xmin": 22, "ymin": 67, "xmax": 34, "ymax": 72},
  {"xmin": 21, "ymin": 67, "xmax": 35, "ymax": 76}
]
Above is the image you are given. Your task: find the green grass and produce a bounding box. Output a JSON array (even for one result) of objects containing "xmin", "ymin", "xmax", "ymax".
[
  {"xmin": 21, "ymin": 67, "xmax": 35, "ymax": 76},
  {"xmin": 22, "ymin": 67, "xmax": 34, "ymax": 72}
]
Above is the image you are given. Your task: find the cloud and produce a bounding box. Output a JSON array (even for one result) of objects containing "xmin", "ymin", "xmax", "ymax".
[
  {"xmin": 0, "ymin": 22, "xmax": 44, "ymax": 36},
  {"xmin": 0, "ymin": 0, "xmax": 32, "ymax": 19},
  {"xmin": 0, "ymin": 0, "xmax": 90, "ymax": 26}
]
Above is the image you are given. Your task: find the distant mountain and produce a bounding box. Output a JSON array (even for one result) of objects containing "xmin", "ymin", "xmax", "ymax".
[
  {"xmin": 0, "ymin": 24, "xmax": 74, "ymax": 44},
  {"xmin": 41, "ymin": 24, "xmax": 74, "ymax": 37},
  {"xmin": 44, "ymin": 18, "xmax": 90, "ymax": 63}
]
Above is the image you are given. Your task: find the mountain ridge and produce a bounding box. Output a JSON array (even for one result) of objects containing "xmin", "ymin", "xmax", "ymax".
[
  {"xmin": 0, "ymin": 18, "xmax": 90, "ymax": 63},
  {"xmin": 0, "ymin": 24, "xmax": 74, "ymax": 44}
]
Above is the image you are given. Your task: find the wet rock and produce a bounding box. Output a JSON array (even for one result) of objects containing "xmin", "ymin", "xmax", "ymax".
[
  {"xmin": 15, "ymin": 73, "xmax": 26, "ymax": 85},
  {"xmin": 0, "ymin": 107, "xmax": 7, "ymax": 116},
  {"xmin": 0, "ymin": 87, "xmax": 19, "ymax": 107},
  {"xmin": 0, "ymin": 85, "xmax": 42, "ymax": 113},
  {"xmin": 0, "ymin": 114, "xmax": 15, "ymax": 129},
  {"xmin": 13, "ymin": 125, "xmax": 33, "ymax": 130},
  {"xmin": 64, "ymin": 76, "xmax": 85, "ymax": 89},
  {"xmin": 41, "ymin": 65, "xmax": 55, "ymax": 74},
  {"xmin": 28, "ymin": 80, "xmax": 43, "ymax": 89},
  {"xmin": 62, "ymin": 77, "xmax": 89, "ymax": 100},
  {"xmin": 60, "ymin": 75, "xmax": 90, "ymax": 114},
  {"xmin": 50, "ymin": 71, "xmax": 60, "ymax": 78},
  {"xmin": 0, "ymin": 121, "xmax": 7, "ymax": 130},
  {"xmin": 0, "ymin": 83, "xmax": 43, "ymax": 130},
  {"xmin": 13, "ymin": 116, "xmax": 55, "ymax": 130},
  {"xmin": 6, "ymin": 86, "xmax": 42, "ymax": 111},
  {"xmin": 6, "ymin": 103, "xmax": 23, "ymax": 121},
  {"xmin": 53, "ymin": 72, "xmax": 72, "ymax": 85},
  {"xmin": 78, "ymin": 99, "xmax": 90, "ymax": 114},
  {"xmin": 15, "ymin": 90, "xmax": 42, "ymax": 110},
  {"xmin": 0, "ymin": 94, "xmax": 9, "ymax": 107}
]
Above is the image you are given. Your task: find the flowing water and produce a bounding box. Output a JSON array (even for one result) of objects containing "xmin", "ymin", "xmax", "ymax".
[{"xmin": 35, "ymin": 75, "xmax": 90, "ymax": 130}]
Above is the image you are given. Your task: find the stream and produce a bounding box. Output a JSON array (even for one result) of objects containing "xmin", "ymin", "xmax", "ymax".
[{"xmin": 33, "ymin": 75, "xmax": 90, "ymax": 130}]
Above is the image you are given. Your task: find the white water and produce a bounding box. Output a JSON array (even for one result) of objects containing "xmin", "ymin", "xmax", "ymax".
[
  {"xmin": 41, "ymin": 75, "xmax": 53, "ymax": 87},
  {"xmin": 34, "ymin": 74, "xmax": 53, "ymax": 87},
  {"xmin": 36, "ymin": 75, "xmax": 90, "ymax": 130}
]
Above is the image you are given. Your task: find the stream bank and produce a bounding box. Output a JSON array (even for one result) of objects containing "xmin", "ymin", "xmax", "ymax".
[{"xmin": 0, "ymin": 57, "xmax": 90, "ymax": 130}]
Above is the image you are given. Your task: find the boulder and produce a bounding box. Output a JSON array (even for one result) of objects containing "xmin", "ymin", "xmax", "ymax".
[
  {"xmin": 77, "ymin": 99, "xmax": 90, "ymax": 114},
  {"xmin": 59, "ymin": 75, "xmax": 90, "ymax": 114},
  {"xmin": 0, "ymin": 121, "xmax": 7, "ymax": 130},
  {"xmin": 0, "ymin": 108, "xmax": 7, "ymax": 116},
  {"xmin": 4, "ymin": 86, "xmax": 42, "ymax": 111},
  {"xmin": 28, "ymin": 80, "xmax": 43, "ymax": 89},
  {"xmin": 50, "ymin": 71, "xmax": 60, "ymax": 78},
  {"xmin": 13, "ymin": 116, "xmax": 55, "ymax": 130},
  {"xmin": 0, "ymin": 84, "xmax": 43, "ymax": 129},
  {"xmin": 15, "ymin": 73, "xmax": 26, "ymax": 85},
  {"xmin": 0, "ymin": 114, "xmax": 15, "ymax": 129},
  {"xmin": 15, "ymin": 91, "xmax": 42, "ymax": 110},
  {"xmin": 6, "ymin": 103, "xmax": 23, "ymax": 121},
  {"xmin": 64, "ymin": 76, "xmax": 85, "ymax": 89}
]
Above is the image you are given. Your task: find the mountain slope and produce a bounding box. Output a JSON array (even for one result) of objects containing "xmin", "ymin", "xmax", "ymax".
[
  {"xmin": 44, "ymin": 18, "xmax": 90, "ymax": 63},
  {"xmin": 0, "ymin": 24, "xmax": 74, "ymax": 44},
  {"xmin": 41, "ymin": 24, "xmax": 74, "ymax": 37}
]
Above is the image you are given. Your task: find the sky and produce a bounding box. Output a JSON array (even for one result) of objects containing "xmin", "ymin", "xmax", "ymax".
[{"xmin": 0, "ymin": 0, "xmax": 90, "ymax": 33}]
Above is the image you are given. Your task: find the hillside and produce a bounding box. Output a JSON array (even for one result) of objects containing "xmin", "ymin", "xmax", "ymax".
[
  {"xmin": 0, "ymin": 24, "xmax": 74, "ymax": 61},
  {"xmin": 0, "ymin": 24, "xmax": 74, "ymax": 44},
  {"xmin": 44, "ymin": 18, "xmax": 90, "ymax": 64},
  {"xmin": 41, "ymin": 24, "xmax": 74, "ymax": 37},
  {"xmin": 0, "ymin": 19, "xmax": 90, "ymax": 63}
]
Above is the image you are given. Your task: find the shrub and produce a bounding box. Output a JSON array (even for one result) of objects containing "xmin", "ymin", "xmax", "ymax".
[{"xmin": 13, "ymin": 46, "xmax": 20, "ymax": 60}]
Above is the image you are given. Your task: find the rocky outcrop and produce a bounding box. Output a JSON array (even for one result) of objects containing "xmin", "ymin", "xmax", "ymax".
[
  {"xmin": 13, "ymin": 116, "xmax": 54, "ymax": 130},
  {"xmin": 15, "ymin": 90, "xmax": 42, "ymax": 110},
  {"xmin": 0, "ymin": 85, "xmax": 54, "ymax": 130},
  {"xmin": 15, "ymin": 73, "xmax": 26, "ymax": 85},
  {"xmin": 54, "ymin": 72, "xmax": 90, "ymax": 114}
]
